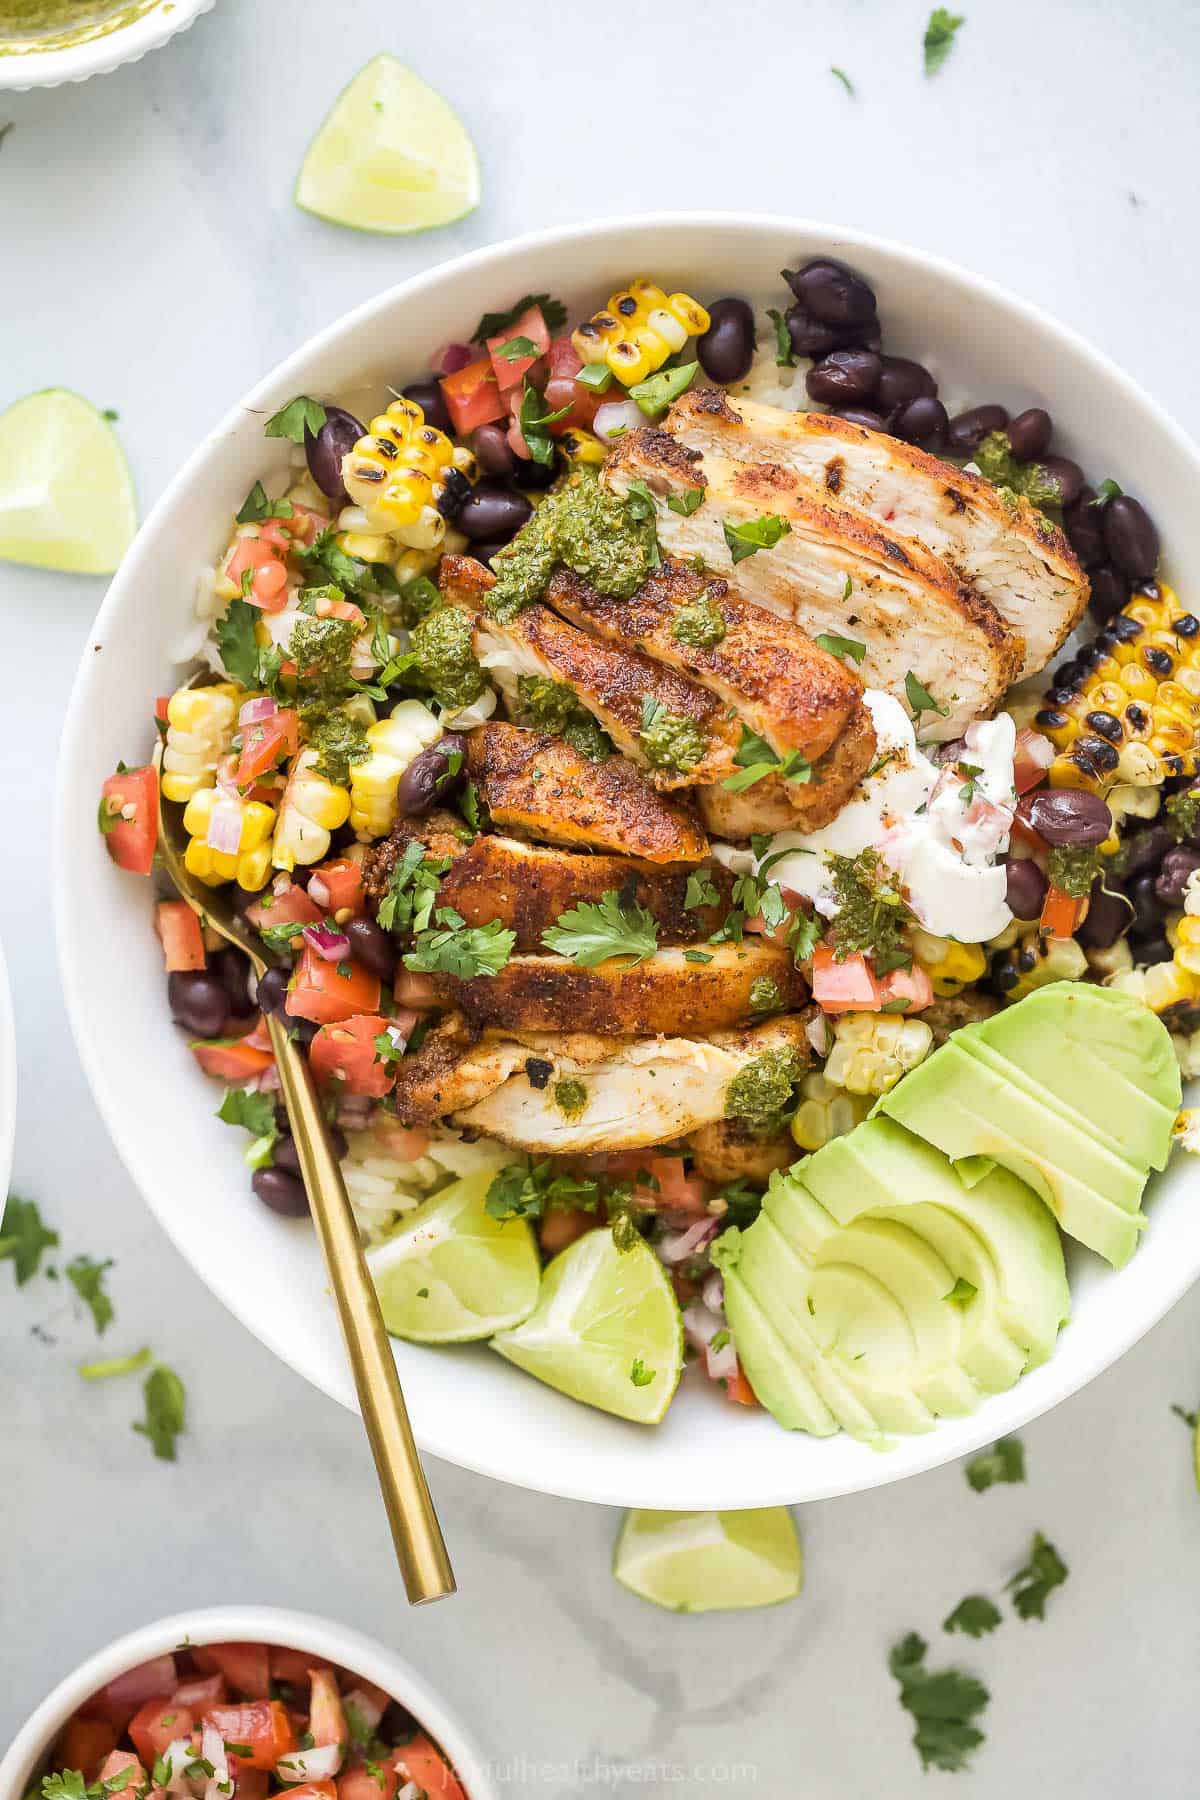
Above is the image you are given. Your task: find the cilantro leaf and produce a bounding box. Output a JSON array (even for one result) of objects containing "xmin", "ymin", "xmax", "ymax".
[
  {"xmin": 889, "ymin": 1632, "xmax": 989, "ymax": 1773},
  {"xmin": 830, "ymin": 65, "xmax": 856, "ymax": 96},
  {"xmin": 814, "ymin": 631, "xmax": 867, "ymax": 664},
  {"xmin": 623, "ymin": 479, "xmax": 658, "ymax": 521},
  {"xmin": 215, "ymin": 597, "xmax": 265, "ymax": 688},
  {"xmin": 472, "ymin": 294, "xmax": 566, "ymax": 342},
  {"xmin": 923, "ymin": 8, "xmax": 965, "ymax": 76},
  {"xmin": 904, "ymin": 669, "xmax": 951, "ymax": 722},
  {"xmin": 788, "ymin": 910, "xmax": 822, "ymax": 964},
  {"xmin": 518, "ymin": 380, "xmax": 572, "ymax": 466},
  {"xmin": 133, "ymin": 1363, "xmax": 187, "ymax": 1461},
  {"xmin": 1171, "ymin": 1401, "xmax": 1199, "ymax": 1428},
  {"xmin": 722, "ymin": 725, "xmax": 812, "ymax": 793},
  {"xmin": 0, "ymin": 1193, "xmax": 59, "ymax": 1285},
  {"xmin": 485, "ymin": 1160, "xmax": 603, "ymax": 1223},
  {"xmin": 376, "ymin": 842, "xmax": 450, "ymax": 936},
  {"xmin": 723, "ymin": 513, "xmax": 792, "ymax": 565},
  {"xmin": 541, "ymin": 889, "xmax": 659, "ymax": 968},
  {"xmin": 684, "ymin": 870, "xmax": 720, "ymax": 911},
  {"xmin": 1091, "ymin": 478, "xmax": 1123, "ymax": 506},
  {"xmin": 630, "ymin": 1357, "xmax": 655, "ymax": 1387},
  {"xmin": 765, "ymin": 308, "xmax": 797, "ymax": 368},
  {"xmin": 79, "ymin": 1346, "xmax": 153, "ymax": 1381},
  {"xmin": 944, "ymin": 1277, "xmax": 976, "ymax": 1307},
  {"xmin": 403, "ymin": 915, "xmax": 516, "ymax": 979},
  {"xmin": 1007, "ymin": 1532, "xmax": 1068, "ymax": 1621},
  {"xmin": 942, "ymin": 1594, "xmax": 1002, "ymax": 1638},
  {"xmin": 263, "ymin": 395, "xmax": 327, "ymax": 442},
  {"xmin": 66, "ymin": 1255, "xmax": 114, "ymax": 1335},
  {"xmin": 629, "ymin": 361, "xmax": 699, "ymax": 420},
  {"xmin": 965, "ymin": 1435, "xmax": 1026, "ymax": 1492},
  {"xmin": 666, "ymin": 486, "xmax": 706, "ymax": 516},
  {"xmin": 236, "ymin": 482, "xmax": 292, "ymax": 524},
  {"xmin": 496, "ymin": 336, "xmax": 539, "ymax": 362},
  {"xmin": 217, "ymin": 1086, "xmax": 279, "ymax": 1170}
]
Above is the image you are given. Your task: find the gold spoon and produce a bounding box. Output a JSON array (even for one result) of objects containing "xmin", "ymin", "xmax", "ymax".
[{"xmin": 158, "ymin": 789, "xmax": 455, "ymax": 1604}]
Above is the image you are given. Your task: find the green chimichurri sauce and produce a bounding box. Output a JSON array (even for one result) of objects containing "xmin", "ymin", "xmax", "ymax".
[
  {"xmin": 639, "ymin": 706, "xmax": 709, "ymax": 774},
  {"xmin": 487, "ymin": 470, "xmax": 659, "ymax": 623},
  {"xmin": 553, "ymin": 1077, "xmax": 589, "ymax": 1119},
  {"xmin": 288, "ymin": 611, "xmax": 370, "ymax": 785},
  {"xmin": 516, "ymin": 675, "xmax": 611, "ymax": 761},
  {"xmin": 1, "ymin": 0, "xmax": 158, "ymax": 51},
  {"xmin": 671, "ymin": 594, "xmax": 727, "ymax": 650},
  {"xmin": 972, "ymin": 432, "xmax": 1063, "ymax": 517},
  {"xmin": 725, "ymin": 1048, "xmax": 802, "ymax": 1138},
  {"xmin": 408, "ymin": 604, "xmax": 486, "ymax": 712}
]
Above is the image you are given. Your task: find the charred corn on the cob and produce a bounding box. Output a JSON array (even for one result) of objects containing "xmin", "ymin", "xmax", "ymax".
[
  {"xmin": 160, "ymin": 684, "xmax": 243, "ymax": 804},
  {"xmin": 823, "ymin": 1012, "xmax": 934, "ymax": 1096},
  {"xmin": 1036, "ymin": 584, "xmax": 1200, "ymax": 793},
  {"xmin": 789, "ymin": 1072, "xmax": 872, "ymax": 1152},
  {"xmin": 348, "ymin": 701, "xmax": 443, "ymax": 839},
  {"xmin": 181, "ymin": 788, "xmax": 275, "ymax": 889},
  {"xmin": 910, "ymin": 929, "xmax": 989, "ymax": 997},
  {"xmin": 992, "ymin": 930, "xmax": 1088, "ymax": 1001},
  {"xmin": 272, "ymin": 748, "xmax": 351, "ymax": 871},
  {"xmin": 570, "ymin": 280, "xmax": 710, "ymax": 387},
  {"xmin": 341, "ymin": 399, "xmax": 474, "ymax": 550}
]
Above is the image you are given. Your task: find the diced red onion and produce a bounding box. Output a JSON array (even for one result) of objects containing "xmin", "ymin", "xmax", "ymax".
[
  {"xmin": 682, "ymin": 1299, "xmax": 724, "ymax": 1353},
  {"xmin": 160, "ymin": 1740, "xmax": 195, "ymax": 1794},
  {"xmin": 593, "ymin": 398, "xmax": 643, "ymax": 441},
  {"xmin": 201, "ymin": 1726, "xmax": 229, "ymax": 1785},
  {"xmin": 276, "ymin": 1745, "xmax": 343, "ymax": 1785},
  {"xmin": 239, "ymin": 695, "xmax": 277, "ymax": 726},
  {"xmin": 701, "ymin": 1271, "xmax": 725, "ymax": 1313},
  {"xmin": 396, "ymin": 1784, "xmax": 422, "ymax": 1800},
  {"xmin": 805, "ymin": 1012, "xmax": 831, "ymax": 1057},
  {"xmin": 657, "ymin": 1216, "xmax": 721, "ymax": 1266},
  {"xmin": 306, "ymin": 874, "xmax": 331, "ymax": 910},
  {"xmin": 207, "ymin": 796, "xmax": 245, "ymax": 855},
  {"xmin": 302, "ymin": 922, "xmax": 350, "ymax": 962},
  {"xmin": 103, "ymin": 1653, "xmax": 177, "ymax": 1709},
  {"xmin": 340, "ymin": 1687, "xmax": 385, "ymax": 1732},
  {"xmin": 705, "ymin": 1335, "xmax": 739, "ymax": 1382},
  {"xmin": 432, "ymin": 342, "xmax": 475, "ymax": 376},
  {"xmin": 337, "ymin": 1093, "xmax": 374, "ymax": 1130},
  {"xmin": 254, "ymin": 1065, "xmax": 282, "ymax": 1093}
]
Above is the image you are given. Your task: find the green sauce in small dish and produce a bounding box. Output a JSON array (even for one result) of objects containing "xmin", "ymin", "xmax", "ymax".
[{"xmin": 1, "ymin": 0, "xmax": 161, "ymax": 54}]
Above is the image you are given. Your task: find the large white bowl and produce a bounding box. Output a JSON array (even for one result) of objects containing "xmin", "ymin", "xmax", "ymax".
[
  {"xmin": 55, "ymin": 213, "xmax": 1200, "ymax": 1510},
  {"xmin": 0, "ymin": 0, "xmax": 213, "ymax": 92},
  {"xmin": 0, "ymin": 1606, "xmax": 496, "ymax": 1800}
]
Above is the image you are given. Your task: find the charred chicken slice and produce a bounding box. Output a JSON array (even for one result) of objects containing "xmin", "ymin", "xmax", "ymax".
[
  {"xmin": 686, "ymin": 1118, "xmax": 797, "ymax": 1185},
  {"xmin": 694, "ymin": 696, "xmax": 878, "ymax": 838},
  {"xmin": 664, "ymin": 388, "xmax": 1088, "ymax": 679}
]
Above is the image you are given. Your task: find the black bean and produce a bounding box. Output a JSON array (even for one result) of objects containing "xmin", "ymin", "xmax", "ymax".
[
  {"xmin": 232, "ymin": 883, "xmax": 261, "ymax": 917},
  {"xmin": 256, "ymin": 967, "xmax": 291, "ymax": 1017},
  {"xmin": 514, "ymin": 456, "xmax": 557, "ymax": 490},
  {"xmin": 343, "ymin": 916, "xmax": 397, "ymax": 982},
  {"xmin": 1077, "ymin": 879, "xmax": 1131, "ymax": 949},
  {"xmin": 400, "ymin": 377, "xmax": 454, "ymax": 438},
  {"xmin": 834, "ymin": 407, "xmax": 889, "ymax": 432},
  {"xmin": 1063, "ymin": 488, "xmax": 1108, "ymax": 569},
  {"xmin": 167, "ymin": 971, "xmax": 229, "ymax": 1038},
  {"xmin": 395, "ymin": 733, "xmax": 468, "ymax": 817},
  {"xmin": 252, "ymin": 1166, "xmax": 310, "ymax": 1218},
  {"xmin": 1131, "ymin": 931, "xmax": 1173, "ymax": 968},
  {"xmin": 832, "ymin": 319, "xmax": 882, "ymax": 353},
  {"xmin": 784, "ymin": 259, "xmax": 877, "ymax": 327},
  {"xmin": 1004, "ymin": 857, "xmax": 1048, "ymax": 921},
  {"xmin": 697, "ymin": 297, "xmax": 756, "ymax": 385},
  {"xmin": 457, "ymin": 482, "xmax": 533, "ymax": 545},
  {"xmin": 472, "ymin": 423, "xmax": 516, "ymax": 479},
  {"xmin": 875, "ymin": 357, "xmax": 937, "ymax": 412},
  {"xmin": 1130, "ymin": 875, "xmax": 1163, "ymax": 937},
  {"xmin": 1103, "ymin": 495, "xmax": 1160, "ymax": 582},
  {"xmin": 1025, "ymin": 789, "xmax": 1113, "ymax": 847},
  {"xmin": 1033, "ymin": 455, "xmax": 1085, "ymax": 510},
  {"xmin": 1088, "ymin": 565, "xmax": 1132, "ymax": 625},
  {"xmin": 805, "ymin": 349, "xmax": 882, "ymax": 406},
  {"xmin": 1006, "ymin": 407, "xmax": 1052, "ymax": 463},
  {"xmin": 304, "ymin": 406, "xmax": 365, "ymax": 503},
  {"xmin": 435, "ymin": 466, "xmax": 473, "ymax": 521},
  {"xmin": 209, "ymin": 947, "xmax": 256, "ymax": 1019},
  {"xmin": 890, "ymin": 395, "xmax": 948, "ymax": 448},
  {"xmin": 1155, "ymin": 846, "xmax": 1200, "ymax": 907},
  {"xmin": 783, "ymin": 304, "xmax": 840, "ymax": 358},
  {"xmin": 946, "ymin": 404, "xmax": 1009, "ymax": 455},
  {"xmin": 1119, "ymin": 824, "xmax": 1172, "ymax": 878}
]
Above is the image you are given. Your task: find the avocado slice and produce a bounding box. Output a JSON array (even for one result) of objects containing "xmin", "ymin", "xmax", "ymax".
[{"xmin": 722, "ymin": 1272, "xmax": 839, "ymax": 1437}]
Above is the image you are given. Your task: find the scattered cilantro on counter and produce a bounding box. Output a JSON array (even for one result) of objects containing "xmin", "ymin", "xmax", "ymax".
[
  {"xmin": 66, "ymin": 1256, "xmax": 114, "ymax": 1335},
  {"xmin": 79, "ymin": 1347, "xmax": 153, "ymax": 1382},
  {"xmin": 923, "ymin": 8, "xmax": 965, "ymax": 76},
  {"xmin": 942, "ymin": 1594, "xmax": 1002, "ymax": 1638},
  {"xmin": 965, "ymin": 1436, "xmax": 1026, "ymax": 1492},
  {"xmin": 0, "ymin": 1193, "xmax": 59, "ymax": 1285},
  {"xmin": 1007, "ymin": 1532, "xmax": 1068, "ymax": 1621},
  {"xmin": 134, "ymin": 1364, "xmax": 188, "ymax": 1462},
  {"xmin": 889, "ymin": 1632, "xmax": 988, "ymax": 1772},
  {"xmin": 830, "ymin": 66, "xmax": 856, "ymax": 97}
]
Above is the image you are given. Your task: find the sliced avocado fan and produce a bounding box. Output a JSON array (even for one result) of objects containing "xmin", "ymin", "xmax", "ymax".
[{"xmin": 724, "ymin": 1117, "xmax": 1069, "ymax": 1446}]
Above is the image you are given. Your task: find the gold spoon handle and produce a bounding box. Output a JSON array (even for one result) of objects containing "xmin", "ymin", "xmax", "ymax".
[{"xmin": 267, "ymin": 1012, "xmax": 456, "ymax": 1604}]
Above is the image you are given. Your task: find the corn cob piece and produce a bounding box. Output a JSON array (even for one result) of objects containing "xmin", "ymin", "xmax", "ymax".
[
  {"xmin": 910, "ymin": 929, "xmax": 989, "ymax": 997},
  {"xmin": 1036, "ymin": 583, "xmax": 1200, "ymax": 793},
  {"xmin": 570, "ymin": 280, "xmax": 710, "ymax": 387},
  {"xmin": 341, "ymin": 399, "xmax": 474, "ymax": 549},
  {"xmin": 788, "ymin": 1072, "xmax": 872, "ymax": 1152},
  {"xmin": 348, "ymin": 701, "xmax": 443, "ymax": 839},
  {"xmin": 272, "ymin": 748, "xmax": 351, "ymax": 871},
  {"xmin": 181, "ymin": 788, "xmax": 275, "ymax": 889},
  {"xmin": 1107, "ymin": 961, "xmax": 1200, "ymax": 1014},
  {"xmin": 823, "ymin": 1012, "xmax": 934, "ymax": 1097},
  {"xmin": 992, "ymin": 930, "xmax": 1088, "ymax": 1001},
  {"xmin": 160, "ymin": 683, "xmax": 244, "ymax": 804}
]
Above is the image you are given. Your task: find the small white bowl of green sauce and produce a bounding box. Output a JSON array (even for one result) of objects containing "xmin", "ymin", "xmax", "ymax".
[{"xmin": 0, "ymin": 0, "xmax": 213, "ymax": 90}]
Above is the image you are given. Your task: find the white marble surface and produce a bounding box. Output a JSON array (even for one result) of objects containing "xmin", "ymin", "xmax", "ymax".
[{"xmin": 3, "ymin": 1, "xmax": 1200, "ymax": 1792}]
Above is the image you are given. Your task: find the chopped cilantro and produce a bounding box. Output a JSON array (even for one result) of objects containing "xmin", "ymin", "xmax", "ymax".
[
  {"xmin": 672, "ymin": 594, "xmax": 727, "ymax": 649},
  {"xmin": 403, "ymin": 914, "xmax": 515, "ymax": 979},
  {"xmin": 722, "ymin": 513, "xmax": 792, "ymax": 565},
  {"xmin": 666, "ymin": 486, "xmax": 706, "ymax": 516},
  {"xmin": 1166, "ymin": 787, "xmax": 1200, "ymax": 842},
  {"xmin": 942, "ymin": 1594, "xmax": 1002, "ymax": 1638},
  {"xmin": 1007, "ymin": 1532, "xmax": 1068, "ymax": 1621},
  {"xmin": 904, "ymin": 669, "xmax": 951, "ymax": 725},
  {"xmin": 684, "ymin": 870, "xmax": 721, "ymax": 911},
  {"xmin": 553, "ymin": 1077, "xmax": 588, "ymax": 1119},
  {"xmin": 215, "ymin": 597, "xmax": 269, "ymax": 689},
  {"xmin": 826, "ymin": 846, "xmax": 913, "ymax": 971},
  {"xmin": 965, "ymin": 1435, "xmax": 1025, "ymax": 1493},
  {"xmin": 1091, "ymin": 478, "xmax": 1123, "ymax": 506},
  {"xmin": 376, "ymin": 843, "xmax": 450, "ymax": 936},
  {"xmin": 542, "ymin": 889, "xmax": 659, "ymax": 968},
  {"xmin": 814, "ymin": 631, "xmax": 867, "ymax": 664},
  {"xmin": 1046, "ymin": 843, "xmax": 1102, "ymax": 900},
  {"xmin": 79, "ymin": 1346, "xmax": 153, "ymax": 1381},
  {"xmin": 472, "ymin": 294, "xmax": 567, "ymax": 342},
  {"xmin": 830, "ymin": 65, "xmax": 856, "ymax": 96},
  {"xmin": 133, "ymin": 1363, "xmax": 187, "ymax": 1462},
  {"xmin": 944, "ymin": 1277, "xmax": 976, "ymax": 1307},
  {"xmin": 765, "ymin": 308, "xmax": 797, "ymax": 368},
  {"xmin": 496, "ymin": 335, "xmax": 539, "ymax": 361},
  {"xmin": 0, "ymin": 1193, "xmax": 59, "ymax": 1285},
  {"xmin": 518, "ymin": 381, "xmax": 573, "ymax": 466},
  {"xmin": 236, "ymin": 482, "xmax": 292, "ymax": 524},
  {"xmin": 749, "ymin": 976, "xmax": 783, "ymax": 1016},
  {"xmin": 889, "ymin": 1631, "xmax": 988, "ymax": 1772},
  {"xmin": 722, "ymin": 725, "xmax": 812, "ymax": 793},
  {"xmin": 630, "ymin": 1357, "xmax": 655, "ymax": 1387},
  {"xmin": 639, "ymin": 694, "xmax": 710, "ymax": 773},
  {"xmin": 516, "ymin": 675, "xmax": 611, "ymax": 760},
  {"xmin": 485, "ymin": 1161, "xmax": 601, "ymax": 1223},
  {"xmin": 923, "ymin": 8, "xmax": 965, "ymax": 76},
  {"xmin": 66, "ymin": 1255, "xmax": 114, "ymax": 1335},
  {"xmin": 724, "ymin": 1048, "xmax": 802, "ymax": 1137},
  {"xmin": 263, "ymin": 395, "xmax": 327, "ymax": 442}
]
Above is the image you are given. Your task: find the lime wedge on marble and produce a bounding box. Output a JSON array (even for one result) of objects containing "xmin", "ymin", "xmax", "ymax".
[
  {"xmin": 368, "ymin": 1169, "xmax": 539, "ymax": 1343},
  {"xmin": 295, "ymin": 54, "xmax": 480, "ymax": 235},
  {"xmin": 614, "ymin": 1507, "xmax": 803, "ymax": 1612},
  {"xmin": 0, "ymin": 389, "xmax": 135, "ymax": 575},
  {"xmin": 491, "ymin": 1230, "xmax": 683, "ymax": 1424}
]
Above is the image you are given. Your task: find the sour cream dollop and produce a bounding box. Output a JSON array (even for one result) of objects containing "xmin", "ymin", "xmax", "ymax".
[{"xmin": 724, "ymin": 691, "xmax": 1016, "ymax": 945}]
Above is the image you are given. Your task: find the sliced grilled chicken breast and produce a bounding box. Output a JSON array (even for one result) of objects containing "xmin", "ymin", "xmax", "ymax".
[
  {"xmin": 695, "ymin": 690, "xmax": 879, "ymax": 838},
  {"xmin": 665, "ymin": 388, "xmax": 1087, "ymax": 678},
  {"xmin": 362, "ymin": 813, "xmax": 732, "ymax": 949},
  {"xmin": 686, "ymin": 1118, "xmax": 797, "ymax": 1184},
  {"xmin": 440, "ymin": 554, "xmax": 738, "ymax": 789},
  {"xmin": 433, "ymin": 941, "xmax": 803, "ymax": 1037},
  {"xmin": 546, "ymin": 560, "xmax": 868, "ymax": 768},
  {"xmin": 466, "ymin": 723, "xmax": 709, "ymax": 863},
  {"xmin": 604, "ymin": 430, "xmax": 1021, "ymax": 738},
  {"xmin": 453, "ymin": 1015, "xmax": 815, "ymax": 1154}
]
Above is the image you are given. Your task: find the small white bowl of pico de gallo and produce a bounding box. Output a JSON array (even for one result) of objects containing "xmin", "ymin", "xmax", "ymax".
[{"xmin": 0, "ymin": 1608, "xmax": 496, "ymax": 1800}]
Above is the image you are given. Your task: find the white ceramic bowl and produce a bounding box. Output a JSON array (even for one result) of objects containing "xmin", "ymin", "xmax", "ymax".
[
  {"xmin": 0, "ymin": 0, "xmax": 213, "ymax": 92},
  {"xmin": 0, "ymin": 1605, "xmax": 497, "ymax": 1800},
  {"xmin": 55, "ymin": 213, "xmax": 1200, "ymax": 1510},
  {"xmin": 0, "ymin": 940, "xmax": 15, "ymax": 1205}
]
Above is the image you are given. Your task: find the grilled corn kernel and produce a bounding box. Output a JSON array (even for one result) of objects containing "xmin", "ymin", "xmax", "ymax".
[
  {"xmin": 160, "ymin": 682, "xmax": 243, "ymax": 803},
  {"xmin": 341, "ymin": 399, "xmax": 457, "ymax": 547},
  {"xmin": 824, "ymin": 1012, "xmax": 935, "ymax": 1096},
  {"xmin": 911, "ymin": 930, "xmax": 989, "ymax": 997},
  {"xmin": 789, "ymin": 1072, "xmax": 872, "ymax": 1152},
  {"xmin": 605, "ymin": 338, "xmax": 653, "ymax": 384},
  {"xmin": 336, "ymin": 530, "xmax": 395, "ymax": 563},
  {"xmin": 348, "ymin": 701, "xmax": 443, "ymax": 839},
  {"xmin": 993, "ymin": 931, "xmax": 1088, "ymax": 1001},
  {"xmin": 1085, "ymin": 936, "xmax": 1133, "ymax": 980},
  {"xmin": 1171, "ymin": 1025, "xmax": 1200, "ymax": 1079},
  {"xmin": 573, "ymin": 280, "xmax": 710, "ymax": 386},
  {"xmin": 180, "ymin": 790, "xmax": 275, "ymax": 888},
  {"xmin": 272, "ymin": 748, "xmax": 351, "ymax": 871},
  {"xmin": 559, "ymin": 429, "xmax": 607, "ymax": 467}
]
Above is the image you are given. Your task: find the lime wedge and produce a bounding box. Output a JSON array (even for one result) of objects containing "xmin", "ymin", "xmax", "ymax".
[
  {"xmin": 614, "ymin": 1507, "xmax": 803, "ymax": 1613},
  {"xmin": 491, "ymin": 1230, "xmax": 683, "ymax": 1424},
  {"xmin": 0, "ymin": 389, "xmax": 135, "ymax": 575},
  {"xmin": 367, "ymin": 1169, "xmax": 539, "ymax": 1343},
  {"xmin": 295, "ymin": 54, "xmax": 480, "ymax": 235}
]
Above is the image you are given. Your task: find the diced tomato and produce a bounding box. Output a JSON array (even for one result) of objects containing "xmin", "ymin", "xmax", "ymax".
[
  {"xmin": 309, "ymin": 1014, "xmax": 396, "ymax": 1097},
  {"xmin": 745, "ymin": 888, "xmax": 808, "ymax": 946},
  {"xmin": 190, "ymin": 1039, "xmax": 274, "ymax": 1080},
  {"xmin": 1011, "ymin": 795, "xmax": 1049, "ymax": 853},
  {"xmin": 287, "ymin": 504, "xmax": 327, "ymax": 546},
  {"xmin": 308, "ymin": 593, "xmax": 365, "ymax": 626},
  {"xmin": 373, "ymin": 1114, "xmax": 430, "ymax": 1161},
  {"xmin": 203, "ymin": 1701, "xmax": 295, "ymax": 1771},
  {"xmin": 538, "ymin": 1208, "xmax": 597, "ymax": 1255},
  {"xmin": 236, "ymin": 709, "xmax": 300, "ymax": 786},
  {"xmin": 394, "ymin": 969, "xmax": 440, "ymax": 1010},
  {"xmin": 339, "ymin": 1765, "xmax": 399, "ymax": 1800},
  {"xmin": 877, "ymin": 963, "xmax": 934, "ymax": 1012},
  {"xmin": 101, "ymin": 765, "xmax": 158, "ymax": 876},
  {"xmin": 155, "ymin": 900, "xmax": 206, "ymax": 973},
  {"xmin": 266, "ymin": 1648, "xmax": 331, "ymax": 1687},
  {"xmin": 486, "ymin": 302, "xmax": 551, "ymax": 392},
  {"xmin": 541, "ymin": 336, "xmax": 612, "ymax": 435},
  {"xmin": 306, "ymin": 1669, "xmax": 346, "ymax": 1749},
  {"xmin": 280, "ymin": 1786, "xmax": 337, "ymax": 1800},
  {"xmin": 1013, "ymin": 726, "xmax": 1056, "ymax": 795},
  {"xmin": 226, "ymin": 538, "xmax": 290, "ymax": 612},
  {"xmin": 440, "ymin": 356, "xmax": 506, "ymax": 435},
  {"xmin": 810, "ymin": 946, "xmax": 883, "ymax": 1013},
  {"xmin": 57, "ymin": 1716, "xmax": 118, "ymax": 1780},
  {"xmin": 311, "ymin": 857, "xmax": 365, "ymax": 916},
  {"xmin": 154, "ymin": 696, "xmax": 170, "ymax": 724},
  {"xmin": 232, "ymin": 1773, "xmax": 269, "ymax": 1800},
  {"xmin": 194, "ymin": 1642, "xmax": 271, "ymax": 1700},
  {"xmin": 246, "ymin": 881, "xmax": 323, "ymax": 933},
  {"xmin": 393, "ymin": 1735, "xmax": 465, "ymax": 1800},
  {"xmin": 129, "ymin": 1700, "xmax": 193, "ymax": 1767},
  {"xmin": 99, "ymin": 1752, "xmax": 147, "ymax": 1792},
  {"xmin": 286, "ymin": 949, "xmax": 381, "ymax": 1025},
  {"xmin": 636, "ymin": 1155, "xmax": 713, "ymax": 1216},
  {"xmin": 1040, "ymin": 883, "xmax": 1085, "ymax": 940},
  {"xmin": 171, "ymin": 1673, "xmax": 227, "ymax": 1710},
  {"xmin": 724, "ymin": 1366, "xmax": 760, "ymax": 1408}
]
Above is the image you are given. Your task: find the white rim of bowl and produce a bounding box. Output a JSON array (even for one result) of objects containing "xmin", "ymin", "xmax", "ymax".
[
  {"xmin": 0, "ymin": 1605, "xmax": 498, "ymax": 1800},
  {"xmin": 0, "ymin": 0, "xmax": 214, "ymax": 91},
  {"xmin": 54, "ymin": 211, "xmax": 1200, "ymax": 1507}
]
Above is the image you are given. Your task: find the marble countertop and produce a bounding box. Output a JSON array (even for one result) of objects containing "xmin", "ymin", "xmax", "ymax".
[{"xmin": 3, "ymin": 1, "xmax": 1200, "ymax": 1792}]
